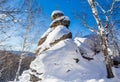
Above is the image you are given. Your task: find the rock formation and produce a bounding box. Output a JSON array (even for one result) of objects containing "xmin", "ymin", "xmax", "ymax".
[
  {"xmin": 19, "ymin": 10, "xmax": 80, "ymax": 82},
  {"xmin": 35, "ymin": 10, "xmax": 71, "ymax": 55}
]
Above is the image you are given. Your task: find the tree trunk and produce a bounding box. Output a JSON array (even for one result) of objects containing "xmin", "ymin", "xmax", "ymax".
[
  {"xmin": 101, "ymin": 35, "xmax": 114, "ymax": 78},
  {"xmin": 106, "ymin": 64, "xmax": 114, "ymax": 78}
]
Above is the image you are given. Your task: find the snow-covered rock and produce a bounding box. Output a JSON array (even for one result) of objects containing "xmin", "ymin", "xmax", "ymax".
[
  {"xmin": 74, "ymin": 36, "xmax": 101, "ymax": 59},
  {"xmin": 50, "ymin": 16, "xmax": 70, "ymax": 28},
  {"xmin": 19, "ymin": 10, "xmax": 76, "ymax": 82},
  {"xmin": 36, "ymin": 25, "xmax": 72, "ymax": 55},
  {"xmin": 36, "ymin": 10, "xmax": 71, "ymax": 55},
  {"xmin": 51, "ymin": 10, "xmax": 64, "ymax": 20}
]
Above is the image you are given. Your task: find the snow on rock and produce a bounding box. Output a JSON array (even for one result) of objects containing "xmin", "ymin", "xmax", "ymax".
[
  {"xmin": 40, "ymin": 25, "xmax": 71, "ymax": 47},
  {"xmin": 51, "ymin": 10, "xmax": 64, "ymax": 17},
  {"xmin": 33, "ymin": 39, "xmax": 81, "ymax": 80},
  {"xmin": 19, "ymin": 39, "xmax": 81, "ymax": 82},
  {"xmin": 74, "ymin": 34, "xmax": 102, "ymax": 59},
  {"xmin": 74, "ymin": 37, "xmax": 96, "ymax": 58},
  {"xmin": 51, "ymin": 10, "xmax": 64, "ymax": 20},
  {"xmin": 36, "ymin": 25, "xmax": 72, "ymax": 55},
  {"xmin": 41, "ymin": 28, "xmax": 54, "ymax": 38},
  {"xmin": 50, "ymin": 16, "xmax": 70, "ymax": 28},
  {"xmin": 50, "ymin": 10, "xmax": 70, "ymax": 28}
]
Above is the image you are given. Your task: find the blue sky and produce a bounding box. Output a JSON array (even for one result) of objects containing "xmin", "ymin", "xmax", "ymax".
[{"xmin": 37, "ymin": 0, "xmax": 92, "ymax": 37}]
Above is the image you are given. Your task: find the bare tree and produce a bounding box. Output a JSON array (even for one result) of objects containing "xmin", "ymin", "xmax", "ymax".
[
  {"xmin": 14, "ymin": 0, "xmax": 33, "ymax": 81},
  {"xmin": 0, "ymin": 0, "xmax": 22, "ymax": 50},
  {"xmin": 87, "ymin": 0, "xmax": 118, "ymax": 78},
  {"xmin": 0, "ymin": 0, "xmax": 44, "ymax": 81},
  {"xmin": 74, "ymin": 0, "xmax": 119, "ymax": 78}
]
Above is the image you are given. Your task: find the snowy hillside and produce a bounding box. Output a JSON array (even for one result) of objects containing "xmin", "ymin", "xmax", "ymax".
[
  {"xmin": 18, "ymin": 10, "xmax": 120, "ymax": 82},
  {"xmin": 19, "ymin": 39, "xmax": 120, "ymax": 82}
]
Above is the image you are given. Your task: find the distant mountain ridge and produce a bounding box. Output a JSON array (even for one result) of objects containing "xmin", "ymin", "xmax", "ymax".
[{"xmin": 10, "ymin": 50, "xmax": 35, "ymax": 57}]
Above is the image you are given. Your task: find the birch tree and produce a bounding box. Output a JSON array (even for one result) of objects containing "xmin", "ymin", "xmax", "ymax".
[
  {"xmin": 87, "ymin": 0, "xmax": 118, "ymax": 78},
  {"xmin": 14, "ymin": 0, "xmax": 33, "ymax": 81}
]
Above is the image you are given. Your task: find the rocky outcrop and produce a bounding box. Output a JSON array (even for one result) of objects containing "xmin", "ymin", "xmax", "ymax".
[
  {"xmin": 19, "ymin": 10, "xmax": 77, "ymax": 82},
  {"xmin": 0, "ymin": 50, "xmax": 35, "ymax": 82},
  {"xmin": 35, "ymin": 10, "xmax": 71, "ymax": 55}
]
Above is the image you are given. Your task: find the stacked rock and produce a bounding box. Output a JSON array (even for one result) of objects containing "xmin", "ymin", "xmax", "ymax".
[
  {"xmin": 50, "ymin": 10, "xmax": 70, "ymax": 28},
  {"xmin": 35, "ymin": 10, "xmax": 72, "ymax": 55}
]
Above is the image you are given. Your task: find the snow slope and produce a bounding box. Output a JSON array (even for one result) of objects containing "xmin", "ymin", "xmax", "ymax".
[{"xmin": 19, "ymin": 38, "xmax": 120, "ymax": 82}]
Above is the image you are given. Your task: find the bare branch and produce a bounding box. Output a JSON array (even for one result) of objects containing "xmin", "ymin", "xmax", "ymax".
[
  {"xmin": 88, "ymin": 0, "xmax": 104, "ymax": 34},
  {"xmin": 95, "ymin": 1, "xmax": 106, "ymax": 14},
  {"xmin": 105, "ymin": 0, "xmax": 116, "ymax": 27},
  {"xmin": 81, "ymin": 18, "xmax": 99, "ymax": 34},
  {"xmin": 74, "ymin": 12, "xmax": 99, "ymax": 34}
]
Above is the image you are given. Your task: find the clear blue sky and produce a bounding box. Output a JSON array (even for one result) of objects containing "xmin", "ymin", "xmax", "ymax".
[{"xmin": 37, "ymin": 0, "xmax": 93, "ymax": 37}]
